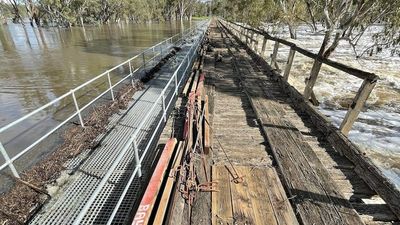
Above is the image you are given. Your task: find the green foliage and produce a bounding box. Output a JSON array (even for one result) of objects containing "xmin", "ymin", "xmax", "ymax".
[{"xmin": 3, "ymin": 0, "xmax": 209, "ymax": 27}]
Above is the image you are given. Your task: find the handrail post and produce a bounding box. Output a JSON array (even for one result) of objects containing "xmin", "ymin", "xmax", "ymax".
[
  {"xmin": 128, "ymin": 60, "xmax": 133, "ymax": 75},
  {"xmin": 175, "ymin": 72, "xmax": 178, "ymax": 95},
  {"xmin": 0, "ymin": 142, "xmax": 20, "ymax": 178},
  {"xmin": 245, "ymin": 29, "xmax": 249, "ymax": 44},
  {"xmin": 304, "ymin": 59, "xmax": 322, "ymax": 100},
  {"xmin": 71, "ymin": 90, "xmax": 85, "ymax": 127},
  {"xmin": 283, "ymin": 47, "xmax": 296, "ymax": 81},
  {"xmin": 132, "ymin": 139, "xmax": 142, "ymax": 177},
  {"xmin": 129, "ymin": 60, "xmax": 135, "ymax": 88},
  {"xmin": 250, "ymin": 31, "xmax": 254, "ymax": 49},
  {"xmin": 162, "ymin": 92, "xmax": 167, "ymax": 122},
  {"xmin": 255, "ymin": 34, "xmax": 259, "ymax": 53},
  {"xmin": 340, "ymin": 79, "xmax": 377, "ymax": 135},
  {"xmin": 261, "ymin": 37, "xmax": 267, "ymax": 57},
  {"xmin": 271, "ymin": 41, "xmax": 279, "ymax": 69},
  {"xmin": 107, "ymin": 71, "xmax": 115, "ymax": 101}
]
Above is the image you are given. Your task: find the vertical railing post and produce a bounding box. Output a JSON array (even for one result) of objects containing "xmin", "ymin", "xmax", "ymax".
[
  {"xmin": 303, "ymin": 59, "xmax": 322, "ymax": 100},
  {"xmin": 271, "ymin": 41, "xmax": 279, "ymax": 69},
  {"xmin": 132, "ymin": 139, "xmax": 142, "ymax": 177},
  {"xmin": 129, "ymin": 60, "xmax": 135, "ymax": 88},
  {"xmin": 283, "ymin": 47, "xmax": 296, "ymax": 81},
  {"xmin": 261, "ymin": 37, "xmax": 267, "ymax": 58},
  {"xmin": 162, "ymin": 92, "xmax": 167, "ymax": 122},
  {"xmin": 71, "ymin": 90, "xmax": 85, "ymax": 127},
  {"xmin": 250, "ymin": 31, "xmax": 254, "ymax": 48},
  {"xmin": 340, "ymin": 79, "xmax": 377, "ymax": 135},
  {"xmin": 128, "ymin": 60, "xmax": 133, "ymax": 75},
  {"xmin": 107, "ymin": 71, "xmax": 115, "ymax": 101},
  {"xmin": 175, "ymin": 72, "xmax": 178, "ymax": 95},
  {"xmin": 0, "ymin": 142, "xmax": 20, "ymax": 178},
  {"xmin": 245, "ymin": 29, "xmax": 249, "ymax": 44},
  {"xmin": 255, "ymin": 34, "xmax": 259, "ymax": 53}
]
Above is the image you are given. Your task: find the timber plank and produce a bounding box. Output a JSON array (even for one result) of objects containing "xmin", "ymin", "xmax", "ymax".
[
  {"xmin": 261, "ymin": 167, "xmax": 299, "ymax": 225},
  {"xmin": 237, "ymin": 166, "xmax": 278, "ymax": 225},
  {"xmin": 204, "ymin": 95, "xmax": 211, "ymax": 154},
  {"xmin": 153, "ymin": 142, "xmax": 184, "ymax": 224},
  {"xmin": 212, "ymin": 166, "xmax": 234, "ymax": 225},
  {"xmin": 229, "ymin": 170, "xmax": 257, "ymax": 225}
]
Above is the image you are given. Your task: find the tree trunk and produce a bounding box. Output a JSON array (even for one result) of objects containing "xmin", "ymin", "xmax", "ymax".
[
  {"xmin": 10, "ymin": 0, "xmax": 23, "ymax": 24},
  {"xmin": 80, "ymin": 16, "xmax": 84, "ymax": 27},
  {"xmin": 288, "ymin": 24, "xmax": 296, "ymax": 39},
  {"xmin": 25, "ymin": 0, "xmax": 35, "ymax": 27}
]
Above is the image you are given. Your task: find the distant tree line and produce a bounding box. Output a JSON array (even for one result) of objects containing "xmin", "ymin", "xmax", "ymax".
[
  {"xmin": 211, "ymin": 0, "xmax": 400, "ymax": 58},
  {"xmin": 0, "ymin": 0, "xmax": 211, "ymax": 27}
]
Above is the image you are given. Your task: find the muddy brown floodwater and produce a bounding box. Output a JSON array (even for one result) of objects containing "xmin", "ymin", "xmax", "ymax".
[{"xmin": 0, "ymin": 20, "xmax": 196, "ymax": 188}]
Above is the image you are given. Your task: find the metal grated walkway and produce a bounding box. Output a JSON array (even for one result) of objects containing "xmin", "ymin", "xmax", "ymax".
[{"xmin": 29, "ymin": 24, "xmax": 207, "ymax": 225}]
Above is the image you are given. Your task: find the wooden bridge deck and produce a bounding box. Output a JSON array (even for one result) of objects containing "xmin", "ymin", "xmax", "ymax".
[
  {"xmin": 137, "ymin": 19, "xmax": 400, "ymax": 225},
  {"xmin": 187, "ymin": 20, "xmax": 400, "ymax": 225},
  {"xmin": 205, "ymin": 28, "xmax": 298, "ymax": 224}
]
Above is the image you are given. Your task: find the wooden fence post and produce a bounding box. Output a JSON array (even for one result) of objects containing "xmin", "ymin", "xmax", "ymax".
[
  {"xmin": 250, "ymin": 31, "xmax": 254, "ymax": 49},
  {"xmin": 283, "ymin": 47, "xmax": 296, "ymax": 81},
  {"xmin": 303, "ymin": 59, "xmax": 322, "ymax": 100},
  {"xmin": 256, "ymin": 34, "xmax": 260, "ymax": 54},
  {"xmin": 245, "ymin": 29, "xmax": 249, "ymax": 44},
  {"xmin": 271, "ymin": 41, "xmax": 279, "ymax": 68},
  {"xmin": 261, "ymin": 37, "xmax": 267, "ymax": 57},
  {"xmin": 340, "ymin": 79, "xmax": 377, "ymax": 135}
]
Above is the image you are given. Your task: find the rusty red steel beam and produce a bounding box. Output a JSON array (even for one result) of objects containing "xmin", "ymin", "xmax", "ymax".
[{"xmin": 131, "ymin": 138, "xmax": 177, "ymax": 225}]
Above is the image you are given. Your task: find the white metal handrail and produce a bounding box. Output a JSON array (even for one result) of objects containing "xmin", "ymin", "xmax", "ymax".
[
  {"xmin": 72, "ymin": 20, "xmax": 209, "ymax": 225},
  {"xmin": 0, "ymin": 22, "xmax": 205, "ymax": 178}
]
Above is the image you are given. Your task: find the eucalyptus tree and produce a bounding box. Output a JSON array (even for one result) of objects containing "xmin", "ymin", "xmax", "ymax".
[{"xmin": 309, "ymin": 0, "xmax": 400, "ymax": 59}]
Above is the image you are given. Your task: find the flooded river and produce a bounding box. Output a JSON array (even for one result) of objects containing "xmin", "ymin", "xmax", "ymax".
[{"xmin": 0, "ymin": 21, "xmax": 194, "ymax": 177}]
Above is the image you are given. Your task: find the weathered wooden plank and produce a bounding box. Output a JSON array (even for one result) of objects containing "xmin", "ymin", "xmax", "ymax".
[
  {"xmin": 263, "ymin": 167, "xmax": 300, "ymax": 225},
  {"xmin": 229, "ymin": 169, "xmax": 257, "ymax": 225},
  {"xmin": 204, "ymin": 95, "xmax": 210, "ymax": 154},
  {"xmin": 271, "ymin": 41, "xmax": 279, "ymax": 68},
  {"xmin": 153, "ymin": 142, "xmax": 184, "ymax": 225},
  {"xmin": 283, "ymin": 48, "xmax": 295, "ymax": 81},
  {"xmin": 235, "ymin": 166, "xmax": 278, "ymax": 225},
  {"xmin": 212, "ymin": 166, "xmax": 234, "ymax": 225},
  {"xmin": 183, "ymin": 71, "xmax": 195, "ymax": 96},
  {"xmin": 340, "ymin": 79, "xmax": 376, "ymax": 135},
  {"xmin": 261, "ymin": 37, "xmax": 267, "ymax": 57},
  {"xmin": 191, "ymin": 70, "xmax": 200, "ymax": 93},
  {"xmin": 303, "ymin": 59, "xmax": 322, "ymax": 100}
]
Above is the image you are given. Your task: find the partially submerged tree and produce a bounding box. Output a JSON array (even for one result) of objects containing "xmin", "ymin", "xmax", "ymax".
[
  {"xmin": 7, "ymin": 0, "xmax": 24, "ymax": 23},
  {"xmin": 311, "ymin": 0, "xmax": 400, "ymax": 59},
  {"xmin": 275, "ymin": 0, "xmax": 308, "ymax": 39}
]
